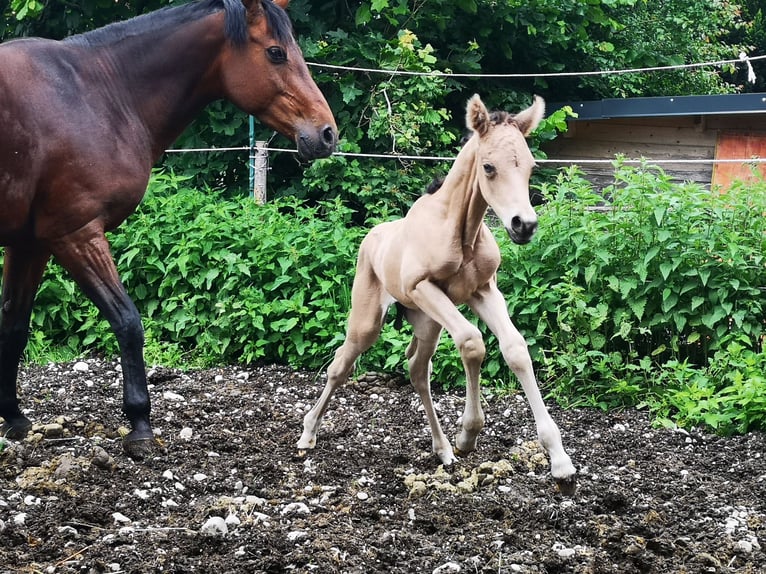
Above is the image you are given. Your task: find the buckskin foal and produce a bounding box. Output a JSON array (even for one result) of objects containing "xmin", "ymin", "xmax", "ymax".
[{"xmin": 298, "ymin": 95, "xmax": 576, "ymax": 490}]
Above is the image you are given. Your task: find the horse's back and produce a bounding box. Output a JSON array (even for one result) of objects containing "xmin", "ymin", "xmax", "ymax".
[{"xmin": 0, "ymin": 38, "xmax": 151, "ymax": 243}]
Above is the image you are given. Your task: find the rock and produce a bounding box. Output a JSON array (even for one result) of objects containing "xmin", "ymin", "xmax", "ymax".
[
  {"xmin": 90, "ymin": 447, "xmax": 115, "ymax": 471},
  {"xmin": 73, "ymin": 361, "xmax": 89, "ymax": 373},
  {"xmin": 281, "ymin": 502, "xmax": 310, "ymax": 516},
  {"xmin": 112, "ymin": 512, "xmax": 131, "ymax": 525},
  {"xmin": 200, "ymin": 516, "xmax": 228, "ymax": 537},
  {"xmin": 179, "ymin": 427, "xmax": 193, "ymax": 440},
  {"xmin": 433, "ymin": 562, "xmax": 461, "ymax": 574},
  {"xmin": 162, "ymin": 391, "xmax": 186, "ymax": 402}
]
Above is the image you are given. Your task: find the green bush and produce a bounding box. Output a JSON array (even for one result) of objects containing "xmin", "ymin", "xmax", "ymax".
[{"xmin": 18, "ymin": 165, "xmax": 766, "ymax": 434}]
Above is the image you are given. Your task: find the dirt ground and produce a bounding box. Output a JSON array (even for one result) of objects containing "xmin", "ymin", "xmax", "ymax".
[{"xmin": 1, "ymin": 358, "xmax": 764, "ymax": 574}]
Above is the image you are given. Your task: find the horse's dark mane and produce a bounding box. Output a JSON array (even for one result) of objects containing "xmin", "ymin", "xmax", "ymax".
[
  {"xmin": 426, "ymin": 177, "xmax": 444, "ymax": 195},
  {"xmin": 64, "ymin": 0, "xmax": 293, "ymax": 48}
]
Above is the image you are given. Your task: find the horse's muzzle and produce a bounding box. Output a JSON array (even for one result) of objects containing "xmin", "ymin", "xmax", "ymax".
[
  {"xmin": 297, "ymin": 125, "xmax": 337, "ymax": 160},
  {"xmin": 507, "ymin": 216, "xmax": 538, "ymax": 245}
]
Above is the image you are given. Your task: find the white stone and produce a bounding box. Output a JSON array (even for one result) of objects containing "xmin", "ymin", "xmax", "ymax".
[
  {"xmin": 193, "ymin": 473, "xmax": 208, "ymax": 482},
  {"xmin": 200, "ymin": 516, "xmax": 228, "ymax": 537},
  {"xmin": 73, "ymin": 361, "xmax": 89, "ymax": 373},
  {"xmin": 112, "ymin": 512, "xmax": 131, "ymax": 524},
  {"xmin": 433, "ymin": 562, "xmax": 461, "ymax": 574},
  {"xmin": 179, "ymin": 427, "xmax": 193, "ymax": 440},
  {"xmin": 287, "ymin": 530, "xmax": 308, "ymax": 542},
  {"xmin": 162, "ymin": 391, "xmax": 185, "ymax": 402},
  {"xmin": 13, "ymin": 513, "xmax": 27, "ymax": 526},
  {"xmin": 225, "ymin": 514, "xmax": 241, "ymax": 527},
  {"xmin": 281, "ymin": 502, "xmax": 310, "ymax": 516}
]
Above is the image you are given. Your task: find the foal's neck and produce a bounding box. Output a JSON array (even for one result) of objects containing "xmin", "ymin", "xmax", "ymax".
[{"xmin": 439, "ymin": 138, "xmax": 488, "ymax": 250}]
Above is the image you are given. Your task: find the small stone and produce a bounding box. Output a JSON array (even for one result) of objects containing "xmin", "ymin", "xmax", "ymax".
[
  {"xmin": 433, "ymin": 562, "xmax": 461, "ymax": 574},
  {"xmin": 225, "ymin": 513, "xmax": 241, "ymax": 527},
  {"xmin": 179, "ymin": 427, "xmax": 193, "ymax": 440},
  {"xmin": 91, "ymin": 446, "xmax": 115, "ymax": 471},
  {"xmin": 112, "ymin": 512, "xmax": 131, "ymax": 525},
  {"xmin": 287, "ymin": 530, "xmax": 308, "ymax": 542},
  {"xmin": 200, "ymin": 516, "xmax": 228, "ymax": 537},
  {"xmin": 73, "ymin": 361, "xmax": 89, "ymax": 373},
  {"xmin": 13, "ymin": 513, "xmax": 26, "ymax": 526},
  {"xmin": 356, "ymin": 492, "xmax": 369, "ymax": 501},
  {"xmin": 281, "ymin": 502, "xmax": 310, "ymax": 516},
  {"xmin": 735, "ymin": 539, "xmax": 753, "ymax": 554},
  {"xmin": 42, "ymin": 423, "xmax": 64, "ymax": 437},
  {"xmin": 162, "ymin": 391, "xmax": 185, "ymax": 402},
  {"xmin": 193, "ymin": 473, "xmax": 208, "ymax": 482}
]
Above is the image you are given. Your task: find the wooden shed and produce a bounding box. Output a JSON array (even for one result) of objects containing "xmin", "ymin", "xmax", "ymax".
[{"xmin": 544, "ymin": 93, "xmax": 766, "ymax": 189}]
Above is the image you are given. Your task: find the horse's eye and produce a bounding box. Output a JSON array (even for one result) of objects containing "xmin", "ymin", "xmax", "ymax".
[
  {"xmin": 483, "ymin": 163, "xmax": 496, "ymax": 177},
  {"xmin": 266, "ymin": 46, "xmax": 287, "ymax": 63}
]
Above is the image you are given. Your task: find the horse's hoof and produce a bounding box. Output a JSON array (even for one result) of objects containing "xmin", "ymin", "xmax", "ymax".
[
  {"xmin": 555, "ymin": 475, "xmax": 577, "ymax": 496},
  {"xmin": 122, "ymin": 433, "xmax": 162, "ymax": 460},
  {"xmin": 1, "ymin": 418, "xmax": 33, "ymax": 440}
]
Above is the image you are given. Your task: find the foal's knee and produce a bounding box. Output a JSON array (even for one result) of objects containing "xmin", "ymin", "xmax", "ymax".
[
  {"xmin": 458, "ymin": 330, "xmax": 485, "ymax": 365},
  {"xmin": 501, "ymin": 334, "xmax": 532, "ymax": 372}
]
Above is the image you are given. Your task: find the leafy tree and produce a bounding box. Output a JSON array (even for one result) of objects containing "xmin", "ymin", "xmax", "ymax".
[{"xmin": 2, "ymin": 0, "xmax": 762, "ymax": 196}]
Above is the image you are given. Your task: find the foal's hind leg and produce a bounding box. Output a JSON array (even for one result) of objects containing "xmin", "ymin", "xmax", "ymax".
[
  {"xmin": 298, "ymin": 268, "xmax": 389, "ymax": 450},
  {"xmin": 469, "ymin": 282, "xmax": 576, "ymax": 489},
  {"xmin": 49, "ymin": 225, "xmax": 154, "ymax": 459},
  {"xmin": 405, "ymin": 310, "xmax": 456, "ymax": 465},
  {"xmin": 0, "ymin": 246, "xmax": 50, "ymax": 438}
]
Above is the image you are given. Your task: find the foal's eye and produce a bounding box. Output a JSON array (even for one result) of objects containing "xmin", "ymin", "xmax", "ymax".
[
  {"xmin": 483, "ymin": 163, "xmax": 496, "ymax": 177},
  {"xmin": 266, "ymin": 46, "xmax": 287, "ymax": 63}
]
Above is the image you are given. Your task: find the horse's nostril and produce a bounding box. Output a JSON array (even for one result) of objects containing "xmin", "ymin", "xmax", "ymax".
[
  {"xmin": 511, "ymin": 216, "xmax": 523, "ymax": 232},
  {"xmin": 321, "ymin": 125, "xmax": 336, "ymax": 146}
]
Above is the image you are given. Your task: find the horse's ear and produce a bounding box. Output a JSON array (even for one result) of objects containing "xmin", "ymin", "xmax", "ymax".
[
  {"xmin": 272, "ymin": 0, "xmax": 290, "ymax": 9},
  {"xmin": 466, "ymin": 94, "xmax": 490, "ymax": 137},
  {"xmin": 514, "ymin": 96, "xmax": 545, "ymax": 137}
]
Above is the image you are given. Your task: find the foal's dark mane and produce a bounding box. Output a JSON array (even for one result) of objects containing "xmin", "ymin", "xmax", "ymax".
[{"xmin": 64, "ymin": 0, "xmax": 293, "ymax": 49}]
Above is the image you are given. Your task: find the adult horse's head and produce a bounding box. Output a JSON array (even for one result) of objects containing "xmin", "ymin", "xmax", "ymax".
[
  {"xmin": 217, "ymin": 0, "xmax": 337, "ymax": 159},
  {"xmin": 466, "ymin": 94, "xmax": 544, "ymax": 244}
]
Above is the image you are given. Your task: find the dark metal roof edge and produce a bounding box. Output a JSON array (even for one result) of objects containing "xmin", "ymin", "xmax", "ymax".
[{"xmin": 548, "ymin": 93, "xmax": 766, "ymax": 120}]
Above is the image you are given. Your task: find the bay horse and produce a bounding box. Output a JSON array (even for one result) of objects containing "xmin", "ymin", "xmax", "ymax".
[
  {"xmin": 0, "ymin": 0, "xmax": 336, "ymax": 458},
  {"xmin": 298, "ymin": 95, "xmax": 576, "ymax": 491}
]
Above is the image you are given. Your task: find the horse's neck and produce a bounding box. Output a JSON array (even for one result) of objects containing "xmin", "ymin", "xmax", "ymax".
[
  {"xmin": 88, "ymin": 14, "xmax": 224, "ymax": 158},
  {"xmin": 438, "ymin": 140, "xmax": 488, "ymax": 250}
]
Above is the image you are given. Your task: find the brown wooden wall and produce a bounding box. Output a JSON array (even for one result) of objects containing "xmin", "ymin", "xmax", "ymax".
[{"xmin": 542, "ymin": 113, "xmax": 766, "ymax": 189}]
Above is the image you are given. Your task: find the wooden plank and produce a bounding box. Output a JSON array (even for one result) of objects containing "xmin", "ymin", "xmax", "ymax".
[{"xmin": 712, "ymin": 131, "xmax": 766, "ymax": 190}]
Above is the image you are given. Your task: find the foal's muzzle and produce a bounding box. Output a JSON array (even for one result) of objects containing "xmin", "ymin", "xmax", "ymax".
[
  {"xmin": 507, "ymin": 216, "xmax": 538, "ymax": 245},
  {"xmin": 297, "ymin": 125, "xmax": 337, "ymax": 160}
]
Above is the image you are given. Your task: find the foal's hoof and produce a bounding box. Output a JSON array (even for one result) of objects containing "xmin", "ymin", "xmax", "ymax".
[
  {"xmin": 555, "ymin": 475, "xmax": 577, "ymax": 496},
  {"xmin": 1, "ymin": 417, "xmax": 33, "ymax": 440},
  {"xmin": 122, "ymin": 432, "xmax": 163, "ymax": 460}
]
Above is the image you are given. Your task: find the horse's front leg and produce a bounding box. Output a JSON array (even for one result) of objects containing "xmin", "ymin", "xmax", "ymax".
[
  {"xmin": 409, "ymin": 280, "xmax": 486, "ymax": 457},
  {"xmin": 469, "ymin": 282, "xmax": 576, "ymax": 490},
  {"xmin": 49, "ymin": 225, "xmax": 154, "ymax": 459},
  {"xmin": 0, "ymin": 246, "xmax": 51, "ymax": 439}
]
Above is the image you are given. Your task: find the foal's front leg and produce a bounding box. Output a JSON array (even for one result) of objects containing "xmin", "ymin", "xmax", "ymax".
[
  {"xmin": 409, "ymin": 280, "xmax": 487, "ymax": 457},
  {"xmin": 469, "ymin": 282, "xmax": 576, "ymax": 489},
  {"xmin": 404, "ymin": 310, "xmax": 455, "ymax": 465}
]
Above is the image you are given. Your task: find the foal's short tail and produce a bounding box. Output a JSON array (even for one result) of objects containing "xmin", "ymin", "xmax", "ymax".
[{"xmin": 393, "ymin": 302, "xmax": 407, "ymax": 330}]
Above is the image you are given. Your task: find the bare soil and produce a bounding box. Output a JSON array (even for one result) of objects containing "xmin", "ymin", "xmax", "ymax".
[{"xmin": 1, "ymin": 358, "xmax": 764, "ymax": 573}]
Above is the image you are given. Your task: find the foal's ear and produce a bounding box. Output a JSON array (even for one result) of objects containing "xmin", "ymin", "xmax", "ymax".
[
  {"xmin": 466, "ymin": 94, "xmax": 490, "ymax": 137},
  {"xmin": 514, "ymin": 96, "xmax": 545, "ymax": 137}
]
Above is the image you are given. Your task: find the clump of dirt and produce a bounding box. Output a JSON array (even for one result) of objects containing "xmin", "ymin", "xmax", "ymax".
[{"xmin": 1, "ymin": 358, "xmax": 764, "ymax": 573}]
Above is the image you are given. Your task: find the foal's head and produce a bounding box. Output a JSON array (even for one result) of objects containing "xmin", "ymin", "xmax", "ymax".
[{"xmin": 466, "ymin": 94, "xmax": 544, "ymax": 244}]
